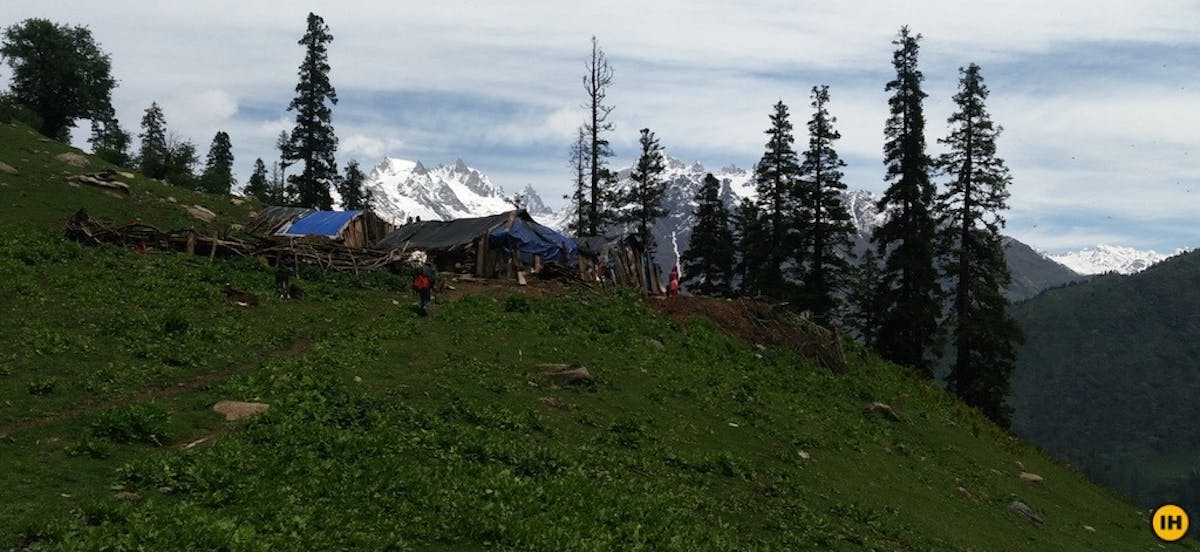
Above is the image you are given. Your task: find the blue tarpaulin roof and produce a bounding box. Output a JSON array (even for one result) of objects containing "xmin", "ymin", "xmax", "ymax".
[
  {"xmin": 489, "ymin": 218, "xmax": 577, "ymax": 265},
  {"xmin": 278, "ymin": 210, "xmax": 362, "ymax": 238}
]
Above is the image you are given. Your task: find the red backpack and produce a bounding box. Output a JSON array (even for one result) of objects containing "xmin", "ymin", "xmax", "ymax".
[{"xmin": 412, "ymin": 273, "xmax": 431, "ymax": 291}]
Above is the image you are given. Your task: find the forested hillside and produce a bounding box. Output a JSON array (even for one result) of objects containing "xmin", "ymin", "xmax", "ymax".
[{"xmin": 1012, "ymin": 250, "xmax": 1200, "ymax": 511}]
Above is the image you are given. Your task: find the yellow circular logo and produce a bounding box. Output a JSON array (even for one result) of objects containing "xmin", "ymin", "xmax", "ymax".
[{"xmin": 1152, "ymin": 504, "xmax": 1189, "ymax": 542}]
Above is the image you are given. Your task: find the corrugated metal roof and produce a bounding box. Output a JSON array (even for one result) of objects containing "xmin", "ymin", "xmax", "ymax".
[
  {"xmin": 375, "ymin": 210, "xmax": 532, "ymax": 251},
  {"xmin": 278, "ymin": 210, "xmax": 362, "ymax": 238}
]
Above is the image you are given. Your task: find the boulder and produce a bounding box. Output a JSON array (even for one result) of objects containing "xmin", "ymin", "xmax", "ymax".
[
  {"xmin": 866, "ymin": 402, "xmax": 902, "ymax": 422},
  {"xmin": 1008, "ymin": 501, "xmax": 1044, "ymax": 528},
  {"xmin": 185, "ymin": 204, "xmax": 216, "ymax": 222},
  {"xmin": 539, "ymin": 366, "xmax": 593, "ymax": 386},
  {"xmin": 0, "ymin": 161, "xmax": 17, "ymax": 175},
  {"xmin": 54, "ymin": 152, "xmax": 89, "ymax": 167},
  {"xmin": 212, "ymin": 400, "xmax": 269, "ymax": 421},
  {"xmin": 1019, "ymin": 472, "xmax": 1044, "ymax": 485}
]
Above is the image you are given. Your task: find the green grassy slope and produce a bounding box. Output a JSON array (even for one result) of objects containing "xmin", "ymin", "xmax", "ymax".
[
  {"xmin": 1012, "ymin": 250, "xmax": 1200, "ymax": 511},
  {"xmin": 0, "ymin": 121, "xmax": 1181, "ymax": 549}
]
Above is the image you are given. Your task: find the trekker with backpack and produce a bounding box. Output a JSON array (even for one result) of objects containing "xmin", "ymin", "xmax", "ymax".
[{"xmin": 413, "ymin": 261, "xmax": 437, "ymax": 316}]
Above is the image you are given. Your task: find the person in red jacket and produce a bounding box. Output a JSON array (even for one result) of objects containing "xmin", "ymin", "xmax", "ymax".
[{"xmin": 668, "ymin": 265, "xmax": 680, "ymax": 297}]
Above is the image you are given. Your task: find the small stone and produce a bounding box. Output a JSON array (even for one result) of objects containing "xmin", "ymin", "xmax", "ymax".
[
  {"xmin": 537, "ymin": 396, "xmax": 566, "ymax": 409},
  {"xmin": 1082, "ymin": 525, "xmax": 1096, "ymax": 533},
  {"xmin": 353, "ymin": 376, "xmax": 363, "ymax": 383},
  {"xmin": 647, "ymin": 338, "xmax": 665, "ymax": 350},
  {"xmin": 957, "ymin": 486, "xmax": 979, "ymax": 503},
  {"xmin": 0, "ymin": 161, "xmax": 17, "ymax": 175},
  {"xmin": 798, "ymin": 450, "xmax": 811, "ymax": 460},
  {"xmin": 114, "ymin": 491, "xmax": 140, "ymax": 501}
]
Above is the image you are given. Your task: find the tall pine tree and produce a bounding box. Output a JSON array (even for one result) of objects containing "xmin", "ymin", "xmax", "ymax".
[
  {"xmin": 937, "ymin": 63, "xmax": 1024, "ymax": 428},
  {"xmin": 244, "ymin": 158, "xmax": 270, "ymax": 202},
  {"xmin": 286, "ymin": 13, "xmax": 338, "ymax": 210},
  {"xmin": 337, "ymin": 160, "xmax": 372, "ymax": 210},
  {"xmin": 200, "ymin": 130, "xmax": 235, "ymax": 195},
  {"xmin": 873, "ymin": 26, "xmax": 943, "ymax": 376},
  {"xmin": 797, "ymin": 85, "xmax": 855, "ymax": 323},
  {"xmin": 752, "ymin": 101, "xmax": 803, "ymax": 299},
  {"xmin": 681, "ymin": 173, "xmax": 735, "ymax": 295},
  {"xmin": 138, "ymin": 102, "xmax": 168, "ymax": 180},
  {"xmin": 582, "ymin": 36, "xmax": 616, "ymax": 235},
  {"xmin": 620, "ymin": 128, "xmax": 668, "ymax": 249}
]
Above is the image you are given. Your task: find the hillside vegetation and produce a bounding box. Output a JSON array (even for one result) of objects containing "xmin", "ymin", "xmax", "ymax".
[
  {"xmin": 1012, "ymin": 250, "xmax": 1200, "ymax": 512},
  {"xmin": 0, "ymin": 121, "xmax": 1181, "ymax": 549}
]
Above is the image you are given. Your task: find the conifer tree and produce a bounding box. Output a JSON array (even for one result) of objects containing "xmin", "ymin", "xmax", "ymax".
[
  {"xmin": 244, "ymin": 158, "xmax": 270, "ymax": 202},
  {"xmin": 937, "ymin": 63, "xmax": 1024, "ymax": 428},
  {"xmin": 337, "ymin": 160, "xmax": 372, "ymax": 210},
  {"xmin": 752, "ymin": 101, "xmax": 803, "ymax": 298},
  {"xmin": 582, "ymin": 36, "xmax": 616, "ymax": 235},
  {"xmin": 620, "ymin": 128, "xmax": 668, "ymax": 249},
  {"xmin": 681, "ymin": 173, "xmax": 735, "ymax": 295},
  {"xmin": 138, "ymin": 102, "xmax": 168, "ymax": 180},
  {"xmin": 873, "ymin": 26, "xmax": 943, "ymax": 375},
  {"xmin": 565, "ymin": 126, "xmax": 590, "ymax": 235},
  {"xmin": 88, "ymin": 112, "xmax": 131, "ymax": 167},
  {"xmin": 286, "ymin": 13, "xmax": 338, "ymax": 210},
  {"xmin": 200, "ymin": 130, "xmax": 235, "ymax": 195},
  {"xmin": 845, "ymin": 249, "xmax": 886, "ymax": 347},
  {"xmin": 797, "ymin": 85, "xmax": 855, "ymax": 323},
  {"xmin": 733, "ymin": 197, "xmax": 769, "ymax": 295}
]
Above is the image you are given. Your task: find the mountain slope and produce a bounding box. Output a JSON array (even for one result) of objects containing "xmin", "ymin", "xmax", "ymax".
[
  {"xmin": 0, "ymin": 120, "xmax": 1180, "ymax": 549},
  {"xmin": 1011, "ymin": 250, "xmax": 1200, "ymax": 511},
  {"xmin": 1047, "ymin": 244, "xmax": 1175, "ymax": 275}
]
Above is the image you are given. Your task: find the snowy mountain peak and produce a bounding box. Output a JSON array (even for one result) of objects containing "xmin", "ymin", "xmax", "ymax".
[
  {"xmin": 1046, "ymin": 244, "xmax": 1176, "ymax": 275},
  {"xmin": 364, "ymin": 157, "xmax": 538, "ymax": 225}
]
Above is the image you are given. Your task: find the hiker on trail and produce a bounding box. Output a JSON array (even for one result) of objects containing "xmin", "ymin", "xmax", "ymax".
[
  {"xmin": 413, "ymin": 261, "xmax": 438, "ymax": 316},
  {"xmin": 668, "ymin": 265, "xmax": 680, "ymax": 297}
]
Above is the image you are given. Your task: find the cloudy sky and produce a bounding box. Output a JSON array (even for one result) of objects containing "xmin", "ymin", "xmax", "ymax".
[{"xmin": 3, "ymin": 1, "xmax": 1198, "ymax": 253}]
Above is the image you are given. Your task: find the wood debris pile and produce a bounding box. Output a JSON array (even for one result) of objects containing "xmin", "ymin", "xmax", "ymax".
[{"xmin": 64, "ymin": 210, "xmax": 416, "ymax": 273}]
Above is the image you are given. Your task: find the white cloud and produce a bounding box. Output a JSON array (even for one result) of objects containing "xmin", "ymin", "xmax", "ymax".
[{"xmin": 160, "ymin": 89, "xmax": 238, "ymax": 128}]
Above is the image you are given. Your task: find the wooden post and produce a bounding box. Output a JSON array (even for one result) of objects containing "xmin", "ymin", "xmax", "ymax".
[
  {"xmin": 533, "ymin": 254, "xmax": 542, "ymax": 273},
  {"xmin": 475, "ymin": 233, "xmax": 487, "ymax": 277},
  {"xmin": 186, "ymin": 230, "xmax": 196, "ymax": 255},
  {"xmin": 209, "ymin": 238, "xmax": 218, "ymax": 262}
]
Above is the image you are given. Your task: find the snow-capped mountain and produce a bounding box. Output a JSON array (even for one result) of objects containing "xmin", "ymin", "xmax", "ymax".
[
  {"xmin": 1045, "ymin": 244, "xmax": 1177, "ymax": 275},
  {"xmin": 364, "ymin": 157, "xmax": 553, "ymax": 224}
]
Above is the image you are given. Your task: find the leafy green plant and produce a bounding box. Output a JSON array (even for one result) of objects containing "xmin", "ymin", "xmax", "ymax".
[
  {"xmin": 25, "ymin": 378, "xmax": 56, "ymax": 396},
  {"xmin": 89, "ymin": 404, "xmax": 170, "ymax": 445}
]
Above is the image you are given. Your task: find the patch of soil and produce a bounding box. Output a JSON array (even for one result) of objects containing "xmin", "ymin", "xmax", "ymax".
[{"xmin": 650, "ymin": 296, "xmax": 847, "ymax": 373}]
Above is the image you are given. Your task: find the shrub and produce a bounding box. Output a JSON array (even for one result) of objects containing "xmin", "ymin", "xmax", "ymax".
[
  {"xmin": 26, "ymin": 378, "xmax": 56, "ymax": 396},
  {"xmin": 65, "ymin": 437, "xmax": 112, "ymax": 459},
  {"xmin": 89, "ymin": 404, "xmax": 170, "ymax": 446}
]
